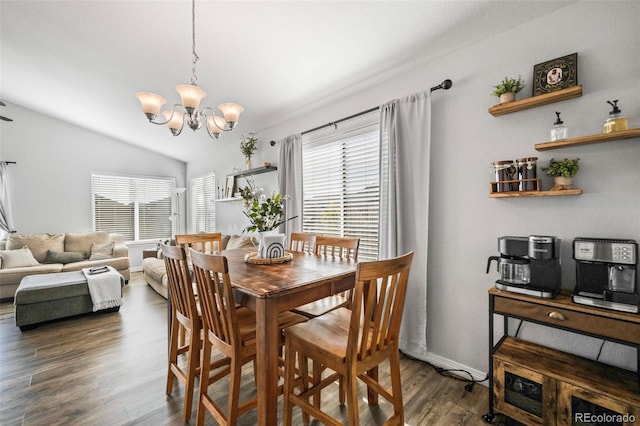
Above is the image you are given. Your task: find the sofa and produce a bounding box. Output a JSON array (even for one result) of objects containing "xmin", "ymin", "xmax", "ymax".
[
  {"xmin": 143, "ymin": 234, "xmax": 255, "ymax": 299},
  {"xmin": 0, "ymin": 231, "xmax": 131, "ymax": 300}
]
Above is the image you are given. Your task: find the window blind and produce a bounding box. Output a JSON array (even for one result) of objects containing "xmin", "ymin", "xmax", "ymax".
[
  {"xmin": 189, "ymin": 172, "xmax": 216, "ymax": 233},
  {"xmin": 302, "ymin": 112, "xmax": 380, "ymax": 260},
  {"xmin": 92, "ymin": 174, "xmax": 173, "ymax": 241}
]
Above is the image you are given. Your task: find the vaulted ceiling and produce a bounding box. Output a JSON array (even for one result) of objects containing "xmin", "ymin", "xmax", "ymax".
[{"xmin": 1, "ymin": 1, "xmax": 574, "ymax": 162}]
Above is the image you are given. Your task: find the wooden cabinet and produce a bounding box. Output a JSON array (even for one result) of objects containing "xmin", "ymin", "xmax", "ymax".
[{"xmin": 486, "ymin": 288, "xmax": 640, "ymax": 424}]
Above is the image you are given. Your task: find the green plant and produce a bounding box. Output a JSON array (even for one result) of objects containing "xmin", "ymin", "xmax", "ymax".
[
  {"xmin": 239, "ymin": 134, "xmax": 258, "ymax": 160},
  {"xmin": 492, "ymin": 76, "xmax": 525, "ymax": 97},
  {"xmin": 542, "ymin": 158, "xmax": 580, "ymax": 177},
  {"xmin": 240, "ymin": 177, "xmax": 296, "ymax": 232}
]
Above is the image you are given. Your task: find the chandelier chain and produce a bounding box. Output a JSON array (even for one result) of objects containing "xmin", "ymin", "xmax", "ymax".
[{"xmin": 191, "ymin": 0, "xmax": 199, "ymax": 86}]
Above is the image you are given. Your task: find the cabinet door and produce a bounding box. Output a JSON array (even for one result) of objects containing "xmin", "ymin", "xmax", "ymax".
[
  {"xmin": 557, "ymin": 382, "xmax": 640, "ymax": 426},
  {"xmin": 494, "ymin": 358, "xmax": 557, "ymax": 425}
]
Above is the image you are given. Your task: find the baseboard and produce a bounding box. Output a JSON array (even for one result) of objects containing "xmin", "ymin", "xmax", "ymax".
[{"xmin": 401, "ymin": 349, "xmax": 489, "ymax": 387}]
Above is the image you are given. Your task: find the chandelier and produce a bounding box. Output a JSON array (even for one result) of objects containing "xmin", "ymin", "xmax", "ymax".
[{"xmin": 135, "ymin": 0, "xmax": 243, "ymax": 140}]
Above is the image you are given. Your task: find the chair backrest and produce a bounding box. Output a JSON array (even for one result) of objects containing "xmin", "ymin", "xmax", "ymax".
[
  {"xmin": 289, "ymin": 232, "xmax": 316, "ymax": 253},
  {"xmin": 162, "ymin": 244, "xmax": 199, "ymax": 327},
  {"xmin": 175, "ymin": 233, "xmax": 223, "ymax": 254},
  {"xmin": 189, "ymin": 249, "xmax": 241, "ymax": 355},
  {"xmin": 347, "ymin": 251, "xmax": 414, "ymax": 363},
  {"xmin": 314, "ymin": 235, "xmax": 360, "ymax": 261}
]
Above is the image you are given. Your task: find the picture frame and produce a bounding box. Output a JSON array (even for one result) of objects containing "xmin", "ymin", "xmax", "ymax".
[
  {"xmin": 224, "ymin": 176, "xmax": 235, "ymax": 199},
  {"xmin": 532, "ymin": 52, "xmax": 578, "ymax": 96}
]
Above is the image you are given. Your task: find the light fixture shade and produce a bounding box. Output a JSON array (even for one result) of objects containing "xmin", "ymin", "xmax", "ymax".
[
  {"xmin": 135, "ymin": 92, "xmax": 167, "ymax": 118},
  {"xmin": 163, "ymin": 110, "xmax": 185, "ymax": 132},
  {"xmin": 207, "ymin": 115, "xmax": 227, "ymax": 137},
  {"xmin": 218, "ymin": 103, "xmax": 244, "ymax": 127},
  {"xmin": 175, "ymin": 84, "xmax": 207, "ymax": 112}
]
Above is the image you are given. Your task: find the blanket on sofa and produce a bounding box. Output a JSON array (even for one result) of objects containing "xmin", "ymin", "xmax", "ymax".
[{"xmin": 82, "ymin": 266, "xmax": 123, "ymax": 311}]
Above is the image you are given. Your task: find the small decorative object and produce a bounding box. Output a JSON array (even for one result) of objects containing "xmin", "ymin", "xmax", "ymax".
[
  {"xmin": 542, "ymin": 158, "xmax": 580, "ymax": 191},
  {"xmin": 224, "ymin": 176, "xmax": 235, "ymax": 198},
  {"xmin": 492, "ymin": 76, "xmax": 525, "ymax": 103},
  {"xmin": 491, "ymin": 160, "xmax": 517, "ymax": 192},
  {"xmin": 240, "ymin": 134, "xmax": 258, "ymax": 170},
  {"xmin": 603, "ymin": 100, "xmax": 628, "ymax": 134},
  {"xmin": 532, "ymin": 53, "xmax": 578, "ymax": 96},
  {"xmin": 516, "ymin": 157, "xmax": 538, "ymax": 191},
  {"xmin": 550, "ymin": 112, "xmax": 568, "ymax": 141},
  {"xmin": 258, "ymin": 233, "xmax": 286, "ymax": 258}
]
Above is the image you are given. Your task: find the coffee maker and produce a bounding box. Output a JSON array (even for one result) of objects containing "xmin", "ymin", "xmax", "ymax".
[
  {"xmin": 487, "ymin": 235, "xmax": 561, "ymax": 298},
  {"xmin": 572, "ymin": 237, "xmax": 639, "ymax": 313}
]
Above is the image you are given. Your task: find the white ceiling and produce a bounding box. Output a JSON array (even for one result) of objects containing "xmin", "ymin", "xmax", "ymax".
[{"xmin": 1, "ymin": 0, "xmax": 574, "ymax": 162}]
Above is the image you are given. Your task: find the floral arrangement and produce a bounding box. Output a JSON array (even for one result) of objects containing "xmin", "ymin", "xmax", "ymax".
[
  {"xmin": 239, "ymin": 134, "xmax": 258, "ymax": 160},
  {"xmin": 240, "ymin": 177, "xmax": 296, "ymax": 233},
  {"xmin": 542, "ymin": 158, "xmax": 580, "ymax": 177},
  {"xmin": 492, "ymin": 76, "xmax": 525, "ymax": 97}
]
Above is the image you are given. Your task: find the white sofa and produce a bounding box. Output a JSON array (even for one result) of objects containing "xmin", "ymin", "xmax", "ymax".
[{"xmin": 0, "ymin": 231, "xmax": 131, "ymax": 300}]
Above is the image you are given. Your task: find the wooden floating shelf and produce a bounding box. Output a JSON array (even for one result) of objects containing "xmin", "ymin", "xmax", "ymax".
[
  {"xmin": 535, "ymin": 127, "xmax": 640, "ymax": 151},
  {"xmin": 489, "ymin": 188, "xmax": 582, "ymax": 198},
  {"xmin": 229, "ymin": 165, "xmax": 277, "ymax": 178},
  {"xmin": 488, "ymin": 85, "xmax": 582, "ymax": 117}
]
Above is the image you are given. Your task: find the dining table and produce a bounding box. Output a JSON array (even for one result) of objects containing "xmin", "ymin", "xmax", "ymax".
[{"xmin": 220, "ymin": 248, "xmax": 357, "ymax": 425}]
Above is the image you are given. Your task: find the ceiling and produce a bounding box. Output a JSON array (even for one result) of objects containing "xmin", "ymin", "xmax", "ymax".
[{"xmin": 1, "ymin": 0, "xmax": 574, "ymax": 162}]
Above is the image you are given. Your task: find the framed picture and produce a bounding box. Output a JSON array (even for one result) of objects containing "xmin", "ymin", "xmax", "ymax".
[
  {"xmin": 532, "ymin": 53, "xmax": 578, "ymax": 96},
  {"xmin": 224, "ymin": 176, "xmax": 235, "ymax": 199}
]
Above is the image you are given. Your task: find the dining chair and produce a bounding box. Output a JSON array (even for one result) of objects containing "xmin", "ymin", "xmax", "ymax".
[
  {"xmin": 175, "ymin": 232, "xmax": 223, "ymax": 255},
  {"xmin": 293, "ymin": 235, "xmax": 359, "ymax": 318},
  {"xmin": 283, "ymin": 251, "xmax": 414, "ymax": 426},
  {"xmin": 162, "ymin": 243, "xmax": 201, "ymax": 422},
  {"xmin": 289, "ymin": 232, "xmax": 316, "ymax": 253},
  {"xmin": 189, "ymin": 249, "xmax": 308, "ymax": 426}
]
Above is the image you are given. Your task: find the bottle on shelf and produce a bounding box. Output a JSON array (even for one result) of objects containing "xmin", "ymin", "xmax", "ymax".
[
  {"xmin": 550, "ymin": 111, "xmax": 568, "ymax": 141},
  {"xmin": 603, "ymin": 100, "xmax": 628, "ymax": 133}
]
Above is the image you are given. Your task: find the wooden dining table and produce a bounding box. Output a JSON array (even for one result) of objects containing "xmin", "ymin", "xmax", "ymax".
[{"xmin": 221, "ymin": 248, "xmax": 357, "ymax": 425}]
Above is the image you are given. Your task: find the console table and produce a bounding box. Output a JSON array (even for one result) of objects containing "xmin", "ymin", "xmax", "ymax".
[{"xmin": 484, "ymin": 287, "xmax": 640, "ymax": 425}]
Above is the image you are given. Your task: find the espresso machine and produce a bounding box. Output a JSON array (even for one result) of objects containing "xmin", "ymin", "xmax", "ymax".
[
  {"xmin": 572, "ymin": 237, "xmax": 639, "ymax": 313},
  {"xmin": 487, "ymin": 235, "xmax": 561, "ymax": 298}
]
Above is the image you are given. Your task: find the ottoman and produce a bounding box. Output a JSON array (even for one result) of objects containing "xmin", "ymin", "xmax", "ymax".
[{"xmin": 14, "ymin": 270, "xmax": 123, "ymax": 331}]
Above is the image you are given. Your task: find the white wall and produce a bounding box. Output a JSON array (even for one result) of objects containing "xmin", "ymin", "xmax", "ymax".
[
  {"xmin": 0, "ymin": 104, "xmax": 186, "ymax": 267},
  {"xmin": 235, "ymin": 1, "xmax": 640, "ymax": 376}
]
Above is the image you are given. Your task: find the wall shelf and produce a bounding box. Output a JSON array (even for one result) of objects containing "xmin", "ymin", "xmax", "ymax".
[
  {"xmin": 535, "ymin": 127, "xmax": 640, "ymax": 151},
  {"xmin": 229, "ymin": 165, "xmax": 277, "ymax": 178},
  {"xmin": 216, "ymin": 197, "xmax": 242, "ymax": 203},
  {"xmin": 489, "ymin": 189, "xmax": 582, "ymax": 198},
  {"xmin": 488, "ymin": 85, "xmax": 582, "ymax": 117}
]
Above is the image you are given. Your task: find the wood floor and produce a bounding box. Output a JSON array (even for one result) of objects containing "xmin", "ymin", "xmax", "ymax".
[{"xmin": 0, "ymin": 272, "xmax": 508, "ymax": 425}]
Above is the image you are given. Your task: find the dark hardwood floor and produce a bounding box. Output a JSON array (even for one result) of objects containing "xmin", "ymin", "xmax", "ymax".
[{"xmin": 0, "ymin": 272, "xmax": 508, "ymax": 425}]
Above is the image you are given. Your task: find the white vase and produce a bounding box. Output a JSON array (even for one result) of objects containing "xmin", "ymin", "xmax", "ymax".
[
  {"xmin": 246, "ymin": 158, "xmax": 252, "ymax": 170},
  {"xmin": 258, "ymin": 231, "xmax": 286, "ymax": 258},
  {"xmin": 499, "ymin": 92, "xmax": 516, "ymax": 103}
]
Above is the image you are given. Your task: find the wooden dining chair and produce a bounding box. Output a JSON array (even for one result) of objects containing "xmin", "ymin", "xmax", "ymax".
[
  {"xmin": 293, "ymin": 235, "xmax": 359, "ymax": 318},
  {"xmin": 189, "ymin": 249, "xmax": 308, "ymax": 426},
  {"xmin": 162, "ymin": 243, "xmax": 201, "ymax": 422},
  {"xmin": 289, "ymin": 232, "xmax": 316, "ymax": 253},
  {"xmin": 175, "ymin": 232, "xmax": 223, "ymax": 255},
  {"xmin": 283, "ymin": 251, "xmax": 414, "ymax": 426}
]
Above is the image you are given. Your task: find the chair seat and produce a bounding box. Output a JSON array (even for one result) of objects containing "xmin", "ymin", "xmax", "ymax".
[
  {"xmin": 233, "ymin": 306, "xmax": 307, "ymax": 347},
  {"xmin": 293, "ymin": 294, "xmax": 349, "ymax": 318},
  {"xmin": 285, "ymin": 308, "xmax": 352, "ymax": 364}
]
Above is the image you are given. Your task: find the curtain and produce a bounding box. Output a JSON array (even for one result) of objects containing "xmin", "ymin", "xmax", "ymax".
[
  {"xmin": 0, "ymin": 162, "xmax": 16, "ymax": 235},
  {"xmin": 379, "ymin": 90, "xmax": 431, "ymax": 358},
  {"xmin": 278, "ymin": 133, "xmax": 303, "ymax": 236}
]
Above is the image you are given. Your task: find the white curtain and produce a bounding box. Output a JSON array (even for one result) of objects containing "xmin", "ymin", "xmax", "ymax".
[
  {"xmin": 0, "ymin": 162, "xmax": 16, "ymax": 236},
  {"xmin": 278, "ymin": 134, "xmax": 303, "ymax": 236},
  {"xmin": 379, "ymin": 90, "xmax": 431, "ymax": 358}
]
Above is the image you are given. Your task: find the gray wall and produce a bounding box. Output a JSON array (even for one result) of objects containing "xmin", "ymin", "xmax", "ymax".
[
  {"xmin": 252, "ymin": 1, "xmax": 640, "ymax": 376},
  {"xmin": 1, "ymin": 104, "xmax": 186, "ymax": 267}
]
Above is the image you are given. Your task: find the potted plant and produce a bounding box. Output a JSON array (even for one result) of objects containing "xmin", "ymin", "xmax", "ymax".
[
  {"xmin": 542, "ymin": 158, "xmax": 580, "ymax": 190},
  {"xmin": 239, "ymin": 134, "xmax": 258, "ymax": 170},
  {"xmin": 492, "ymin": 76, "xmax": 525, "ymax": 103}
]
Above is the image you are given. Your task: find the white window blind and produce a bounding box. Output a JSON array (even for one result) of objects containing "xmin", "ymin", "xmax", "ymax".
[
  {"xmin": 302, "ymin": 112, "xmax": 380, "ymax": 260},
  {"xmin": 189, "ymin": 172, "xmax": 216, "ymax": 233},
  {"xmin": 92, "ymin": 174, "xmax": 174, "ymax": 242}
]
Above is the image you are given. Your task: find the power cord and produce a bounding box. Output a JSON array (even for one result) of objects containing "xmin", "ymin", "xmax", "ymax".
[{"xmin": 403, "ymin": 352, "xmax": 488, "ymax": 392}]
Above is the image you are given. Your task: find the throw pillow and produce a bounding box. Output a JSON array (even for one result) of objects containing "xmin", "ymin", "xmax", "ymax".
[
  {"xmin": 0, "ymin": 246, "xmax": 40, "ymax": 269},
  {"xmin": 6, "ymin": 233, "xmax": 65, "ymax": 263},
  {"xmin": 89, "ymin": 241, "xmax": 115, "ymax": 260},
  {"xmin": 225, "ymin": 235, "xmax": 256, "ymax": 250},
  {"xmin": 44, "ymin": 250, "xmax": 87, "ymax": 264}
]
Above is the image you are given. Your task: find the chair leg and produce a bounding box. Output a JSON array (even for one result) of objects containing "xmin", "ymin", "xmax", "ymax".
[
  {"xmin": 182, "ymin": 327, "xmax": 201, "ymax": 422},
  {"xmin": 196, "ymin": 338, "xmax": 212, "ymax": 426},
  {"xmin": 283, "ymin": 340, "xmax": 296, "ymax": 426},
  {"xmin": 389, "ymin": 350, "xmax": 405, "ymax": 423},
  {"xmin": 227, "ymin": 356, "xmax": 243, "ymax": 424},
  {"xmin": 166, "ymin": 315, "xmax": 179, "ymax": 395},
  {"xmin": 345, "ymin": 369, "xmax": 360, "ymax": 425}
]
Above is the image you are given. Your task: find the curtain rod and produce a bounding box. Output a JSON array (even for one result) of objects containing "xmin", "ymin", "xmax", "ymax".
[{"xmin": 299, "ymin": 79, "xmax": 452, "ymax": 136}]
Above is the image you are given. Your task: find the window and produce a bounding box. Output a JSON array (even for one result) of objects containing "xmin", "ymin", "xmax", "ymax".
[
  {"xmin": 189, "ymin": 172, "xmax": 216, "ymax": 233},
  {"xmin": 92, "ymin": 174, "xmax": 174, "ymax": 242},
  {"xmin": 302, "ymin": 111, "xmax": 380, "ymax": 260}
]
